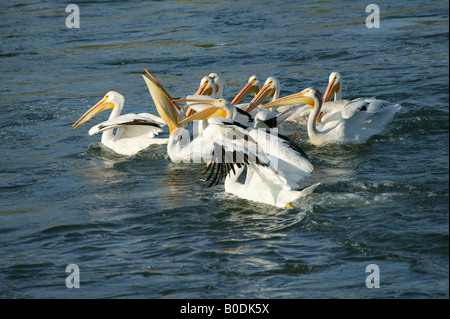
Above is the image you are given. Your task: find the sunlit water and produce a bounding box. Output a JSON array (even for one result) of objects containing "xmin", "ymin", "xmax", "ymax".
[{"xmin": 0, "ymin": 0, "xmax": 448, "ymax": 298}]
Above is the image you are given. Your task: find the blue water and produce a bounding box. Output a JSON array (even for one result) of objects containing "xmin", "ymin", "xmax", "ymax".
[{"xmin": 0, "ymin": 0, "xmax": 448, "ymax": 299}]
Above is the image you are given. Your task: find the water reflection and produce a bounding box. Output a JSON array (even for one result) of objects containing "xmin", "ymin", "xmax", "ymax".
[{"xmin": 308, "ymin": 144, "xmax": 360, "ymax": 184}]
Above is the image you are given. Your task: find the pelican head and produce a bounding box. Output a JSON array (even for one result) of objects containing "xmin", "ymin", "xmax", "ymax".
[
  {"xmin": 178, "ymin": 98, "xmax": 233, "ymax": 125},
  {"xmin": 246, "ymin": 76, "xmax": 280, "ymax": 112},
  {"xmin": 195, "ymin": 76, "xmax": 216, "ymax": 96},
  {"xmin": 208, "ymin": 73, "xmax": 223, "ymax": 98},
  {"xmin": 72, "ymin": 91, "xmax": 124, "ymax": 129},
  {"xmin": 231, "ymin": 75, "xmax": 260, "ymax": 105},
  {"xmin": 259, "ymin": 87, "xmax": 320, "ymax": 110},
  {"xmin": 323, "ymin": 71, "xmax": 342, "ymax": 102}
]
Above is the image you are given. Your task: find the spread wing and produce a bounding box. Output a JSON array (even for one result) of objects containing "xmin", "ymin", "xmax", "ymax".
[
  {"xmin": 200, "ymin": 118, "xmax": 290, "ymax": 188},
  {"xmin": 203, "ymin": 139, "xmax": 289, "ymax": 188},
  {"xmin": 88, "ymin": 113, "xmax": 165, "ymax": 138}
]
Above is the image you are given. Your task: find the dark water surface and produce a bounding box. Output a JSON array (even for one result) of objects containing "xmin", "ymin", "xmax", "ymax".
[{"xmin": 0, "ymin": 1, "xmax": 448, "ymax": 299}]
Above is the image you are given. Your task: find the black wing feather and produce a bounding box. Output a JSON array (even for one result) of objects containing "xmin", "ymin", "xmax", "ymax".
[
  {"xmin": 98, "ymin": 119, "xmax": 161, "ymax": 131},
  {"xmin": 235, "ymin": 107, "xmax": 254, "ymax": 123},
  {"xmin": 262, "ymin": 116, "xmax": 278, "ymax": 128},
  {"xmin": 202, "ymin": 141, "xmax": 270, "ymax": 187}
]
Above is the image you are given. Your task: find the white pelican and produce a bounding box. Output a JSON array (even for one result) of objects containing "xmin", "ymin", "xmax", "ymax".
[
  {"xmin": 260, "ymin": 87, "xmax": 401, "ymax": 145},
  {"xmin": 319, "ymin": 71, "xmax": 399, "ymax": 125},
  {"xmin": 284, "ymin": 72, "xmax": 348, "ymax": 127},
  {"xmin": 72, "ymin": 91, "xmax": 167, "ymax": 156},
  {"xmin": 203, "ymin": 139, "xmax": 320, "ymax": 209}
]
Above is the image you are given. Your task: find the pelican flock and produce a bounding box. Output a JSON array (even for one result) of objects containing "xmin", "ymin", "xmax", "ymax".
[{"xmin": 73, "ymin": 69, "xmax": 401, "ymax": 208}]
